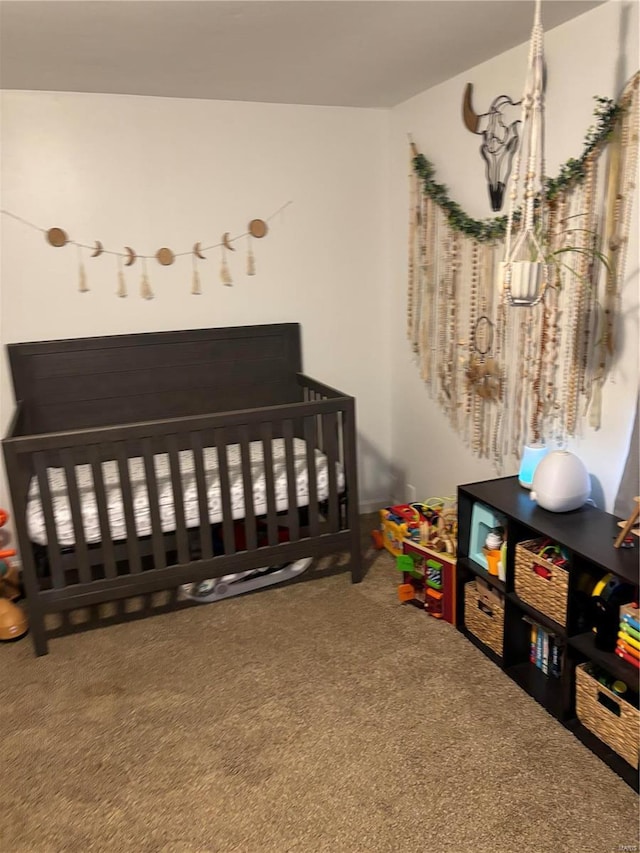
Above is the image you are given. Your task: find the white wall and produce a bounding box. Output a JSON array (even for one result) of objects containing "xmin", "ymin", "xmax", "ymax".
[
  {"xmin": 0, "ymin": 92, "xmax": 393, "ymax": 517},
  {"xmin": 389, "ymin": 1, "xmax": 639, "ymax": 511},
  {"xmin": 1, "ymin": 1, "xmax": 638, "ymax": 534}
]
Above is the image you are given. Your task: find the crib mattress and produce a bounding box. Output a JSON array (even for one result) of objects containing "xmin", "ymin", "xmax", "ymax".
[{"xmin": 27, "ymin": 438, "xmax": 344, "ymax": 547}]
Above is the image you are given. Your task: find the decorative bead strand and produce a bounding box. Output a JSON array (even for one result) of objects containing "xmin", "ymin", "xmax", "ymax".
[
  {"xmin": 425, "ymin": 198, "xmax": 439, "ymax": 384},
  {"xmin": 407, "ymin": 146, "xmax": 418, "ymax": 343}
]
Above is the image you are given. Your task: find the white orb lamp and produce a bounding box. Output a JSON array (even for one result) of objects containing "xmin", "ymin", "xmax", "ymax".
[{"xmin": 529, "ymin": 450, "xmax": 591, "ymax": 513}]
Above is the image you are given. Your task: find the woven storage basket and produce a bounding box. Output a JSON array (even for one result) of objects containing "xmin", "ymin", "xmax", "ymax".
[
  {"xmin": 464, "ymin": 581, "xmax": 504, "ymax": 657},
  {"xmin": 575, "ymin": 663, "xmax": 639, "ymax": 768},
  {"xmin": 514, "ymin": 538, "xmax": 569, "ymax": 626}
]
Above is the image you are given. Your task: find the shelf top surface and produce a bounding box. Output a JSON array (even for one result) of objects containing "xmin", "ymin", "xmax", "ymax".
[{"xmin": 459, "ymin": 476, "xmax": 639, "ymax": 584}]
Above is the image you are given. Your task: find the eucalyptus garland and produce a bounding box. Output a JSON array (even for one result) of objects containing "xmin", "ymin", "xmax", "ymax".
[{"xmin": 412, "ymin": 94, "xmax": 625, "ymax": 243}]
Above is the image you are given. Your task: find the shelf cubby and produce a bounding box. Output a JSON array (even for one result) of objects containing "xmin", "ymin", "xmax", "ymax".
[
  {"xmin": 457, "ymin": 556, "xmax": 506, "ymax": 594},
  {"xmin": 507, "ymin": 591, "xmax": 566, "ymax": 638},
  {"xmin": 569, "ymin": 631, "xmax": 640, "ymax": 685}
]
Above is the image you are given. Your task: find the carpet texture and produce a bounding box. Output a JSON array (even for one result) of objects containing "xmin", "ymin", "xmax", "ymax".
[{"xmin": 1, "ymin": 523, "xmax": 638, "ymax": 853}]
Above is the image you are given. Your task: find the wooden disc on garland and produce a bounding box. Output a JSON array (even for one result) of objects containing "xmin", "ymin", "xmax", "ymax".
[
  {"xmin": 156, "ymin": 247, "xmax": 175, "ymax": 266},
  {"xmin": 248, "ymin": 219, "xmax": 268, "ymax": 238},
  {"xmin": 47, "ymin": 227, "xmax": 68, "ymax": 247}
]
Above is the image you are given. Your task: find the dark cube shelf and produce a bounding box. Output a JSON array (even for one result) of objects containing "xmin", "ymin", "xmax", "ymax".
[{"xmin": 457, "ymin": 475, "xmax": 639, "ymax": 790}]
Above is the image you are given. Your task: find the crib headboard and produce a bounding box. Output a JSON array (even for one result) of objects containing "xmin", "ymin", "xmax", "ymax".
[{"xmin": 8, "ymin": 323, "xmax": 302, "ymax": 434}]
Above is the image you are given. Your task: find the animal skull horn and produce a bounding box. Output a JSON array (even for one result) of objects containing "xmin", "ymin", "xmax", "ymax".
[{"xmin": 463, "ymin": 83, "xmax": 481, "ymax": 134}]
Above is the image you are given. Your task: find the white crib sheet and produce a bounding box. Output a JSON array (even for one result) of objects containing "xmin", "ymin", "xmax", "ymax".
[{"xmin": 27, "ymin": 438, "xmax": 344, "ymax": 547}]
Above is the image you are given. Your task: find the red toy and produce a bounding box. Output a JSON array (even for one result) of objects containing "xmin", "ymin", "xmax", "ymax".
[
  {"xmin": 396, "ymin": 540, "xmax": 457, "ymax": 625},
  {"xmin": 0, "ymin": 509, "xmax": 28, "ymax": 641}
]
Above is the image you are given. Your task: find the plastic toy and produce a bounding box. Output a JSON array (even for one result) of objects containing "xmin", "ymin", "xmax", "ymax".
[
  {"xmin": 377, "ymin": 498, "xmax": 457, "ymax": 557},
  {"xmin": 469, "ymin": 503, "xmax": 506, "ymax": 571},
  {"xmin": 0, "ymin": 509, "xmax": 28, "ymax": 641},
  {"xmin": 396, "ymin": 539, "xmax": 457, "ymax": 624},
  {"xmin": 483, "ymin": 528, "xmax": 504, "ymax": 577},
  {"xmin": 620, "ymin": 602, "xmax": 640, "ymax": 632}
]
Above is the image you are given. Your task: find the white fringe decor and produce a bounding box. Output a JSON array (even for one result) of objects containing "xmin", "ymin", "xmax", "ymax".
[{"xmin": 408, "ymin": 73, "xmax": 639, "ymax": 469}]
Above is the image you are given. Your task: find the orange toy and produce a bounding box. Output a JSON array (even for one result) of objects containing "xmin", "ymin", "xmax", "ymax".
[{"xmin": 0, "ymin": 509, "xmax": 28, "ymax": 641}]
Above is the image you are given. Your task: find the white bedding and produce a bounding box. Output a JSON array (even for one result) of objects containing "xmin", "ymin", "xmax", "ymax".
[{"xmin": 27, "ymin": 438, "xmax": 344, "ymax": 547}]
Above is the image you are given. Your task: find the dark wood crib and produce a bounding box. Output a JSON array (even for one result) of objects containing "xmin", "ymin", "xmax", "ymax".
[{"xmin": 2, "ymin": 323, "xmax": 361, "ymax": 655}]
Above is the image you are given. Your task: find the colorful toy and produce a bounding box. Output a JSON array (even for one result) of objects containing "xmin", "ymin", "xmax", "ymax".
[
  {"xmin": 396, "ymin": 539, "xmax": 457, "ymax": 624},
  {"xmin": 377, "ymin": 498, "xmax": 457, "ymax": 557},
  {"xmin": 0, "ymin": 509, "xmax": 28, "ymax": 641},
  {"xmin": 620, "ymin": 602, "xmax": 640, "ymax": 629},
  {"xmin": 469, "ymin": 503, "xmax": 506, "ymax": 571}
]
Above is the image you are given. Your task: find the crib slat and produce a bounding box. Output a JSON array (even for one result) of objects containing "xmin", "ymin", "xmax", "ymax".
[
  {"xmin": 190, "ymin": 432, "xmax": 212, "ymax": 560},
  {"xmin": 261, "ymin": 421, "xmax": 278, "ymax": 547},
  {"xmin": 60, "ymin": 448, "xmax": 90, "ymax": 583},
  {"xmin": 141, "ymin": 438, "xmax": 166, "ymax": 570},
  {"xmin": 304, "ymin": 416, "xmax": 320, "ymax": 537},
  {"xmin": 316, "ymin": 409, "xmax": 324, "ymax": 452},
  {"xmin": 323, "ymin": 411, "xmax": 340, "ymax": 533},
  {"xmin": 214, "ymin": 428, "xmax": 235, "ymax": 555},
  {"xmin": 34, "ymin": 452, "xmax": 65, "ymax": 588},
  {"xmin": 114, "ymin": 442, "xmax": 142, "ymax": 574},
  {"xmin": 282, "ymin": 419, "xmax": 299, "ymax": 542},
  {"xmin": 88, "ymin": 444, "xmax": 117, "ymax": 579},
  {"xmin": 166, "ymin": 434, "xmax": 189, "ymax": 565},
  {"xmin": 238, "ymin": 424, "xmax": 257, "ymax": 550}
]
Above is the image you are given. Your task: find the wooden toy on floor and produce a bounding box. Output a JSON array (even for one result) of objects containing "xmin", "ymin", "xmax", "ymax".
[
  {"xmin": 395, "ymin": 539, "xmax": 457, "ymax": 624},
  {"xmin": 375, "ymin": 498, "xmax": 457, "ymax": 557}
]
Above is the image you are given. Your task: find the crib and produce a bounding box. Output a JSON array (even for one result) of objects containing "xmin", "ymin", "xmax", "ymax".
[{"xmin": 2, "ymin": 323, "xmax": 361, "ymax": 655}]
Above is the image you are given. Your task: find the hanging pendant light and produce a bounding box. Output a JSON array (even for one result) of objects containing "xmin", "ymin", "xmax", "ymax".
[{"xmin": 499, "ymin": 0, "xmax": 551, "ymax": 306}]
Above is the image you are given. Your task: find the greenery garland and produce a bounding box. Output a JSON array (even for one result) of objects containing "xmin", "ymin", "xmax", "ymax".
[{"xmin": 412, "ymin": 95, "xmax": 625, "ymax": 243}]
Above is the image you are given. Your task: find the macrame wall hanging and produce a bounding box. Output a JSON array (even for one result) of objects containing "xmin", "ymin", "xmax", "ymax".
[
  {"xmin": 0, "ymin": 202, "xmax": 291, "ymax": 299},
  {"xmin": 408, "ymin": 40, "xmax": 639, "ymax": 469}
]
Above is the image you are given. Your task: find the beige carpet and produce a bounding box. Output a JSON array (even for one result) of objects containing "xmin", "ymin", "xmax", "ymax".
[{"xmin": 1, "ymin": 527, "xmax": 638, "ymax": 853}]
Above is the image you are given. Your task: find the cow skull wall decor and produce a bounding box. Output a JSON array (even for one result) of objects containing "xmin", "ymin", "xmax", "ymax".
[{"xmin": 463, "ymin": 83, "xmax": 521, "ymax": 212}]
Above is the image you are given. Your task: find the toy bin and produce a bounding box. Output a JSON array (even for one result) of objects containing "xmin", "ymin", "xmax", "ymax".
[
  {"xmin": 464, "ymin": 580, "xmax": 504, "ymax": 657},
  {"xmin": 575, "ymin": 663, "xmax": 639, "ymax": 769},
  {"xmin": 514, "ymin": 538, "xmax": 569, "ymax": 626}
]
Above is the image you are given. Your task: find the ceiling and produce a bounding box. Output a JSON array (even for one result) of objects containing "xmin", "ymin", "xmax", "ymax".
[{"xmin": 0, "ymin": 1, "xmax": 603, "ymax": 108}]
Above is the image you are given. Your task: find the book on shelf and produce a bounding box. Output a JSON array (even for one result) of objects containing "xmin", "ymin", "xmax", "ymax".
[
  {"xmin": 530, "ymin": 623, "xmax": 537, "ymax": 663},
  {"xmin": 527, "ymin": 619, "xmax": 562, "ymax": 678}
]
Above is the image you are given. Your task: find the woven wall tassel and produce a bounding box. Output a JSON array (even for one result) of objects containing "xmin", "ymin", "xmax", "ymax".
[
  {"xmin": 77, "ymin": 246, "xmax": 89, "ymax": 292},
  {"xmin": 192, "ymin": 257, "xmax": 202, "ymax": 295},
  {"xmin": 246, "ymin": 237, "xmax": 256, "ymax": 276},
  {"xmin": 116, "ymin": 256, "xmax": 127, "ymax": 297},
  {"xmin": 140, "ymin": 258, "xmax": 154, "ymax": 300},
  {"xmin": 220, "ymin": 247, "xmax": 233, "ymax": 286}
]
